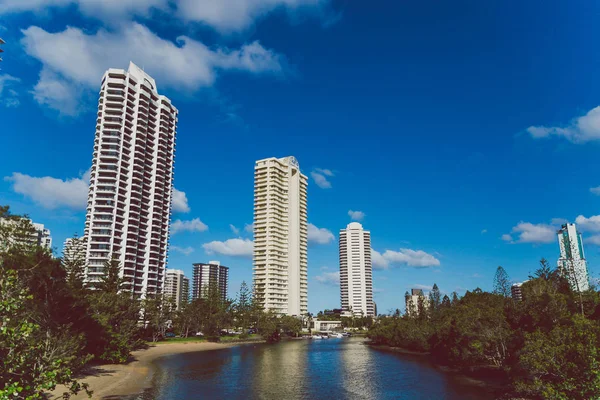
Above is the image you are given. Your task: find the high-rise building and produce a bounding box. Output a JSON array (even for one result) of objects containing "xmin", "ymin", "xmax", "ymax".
[
  {"xmin": 164, "ymin": 269, "xmax": 189, "ymax": 309},
  {"xmin": 405, "ymin": 289, "xmax": 430, "ymax": 317},
  {"xmin": 83, "ymin": 62, "xmax": 178, "ymax": 298},
  {"xmin": 0, "ymin": 218, "xmax": 52, "ymax": 250},
  {"xmin": 557, "ymin": 223, "xmax": 589, "ymax": 292},
  {"xmin": 252, "ymin": 156, "xmax": 308, "ymax": 316},
  {"xmin": 511, "ymin": 281, "xmax": 527, "ymax": 301},
  {"xmin": 192, "ymin": 261, "xmax": 229, "ymax": 301},
  {"xmin": 339, "ymin": 222, "xmax": 374, "ymax": 317}
]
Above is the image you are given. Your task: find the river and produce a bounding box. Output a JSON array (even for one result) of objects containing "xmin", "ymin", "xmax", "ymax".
[{"xmin": 132, "ymin": 338, "xmax": 492, "ymax": 399}]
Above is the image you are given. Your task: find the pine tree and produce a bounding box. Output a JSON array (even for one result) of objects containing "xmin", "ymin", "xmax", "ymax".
[
  {"xmin": 429, "ymin": 283, "xmax": 442, "ymax": 313},
  {"xmin": 97, "ymin": 255, "xmax": 123, "ymax": 293},
  {"xmin": 493, "ymin": 266, "xmax": 511, "ymax": 297}
]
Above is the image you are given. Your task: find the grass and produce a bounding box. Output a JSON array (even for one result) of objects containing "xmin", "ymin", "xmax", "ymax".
[
  {"xmin": 151, "ymin": 336, "xmax": 207, "ymax": 345},
  {"xmin": 151, "ymin": 334, "xmax": 263, "ymax": 345}
]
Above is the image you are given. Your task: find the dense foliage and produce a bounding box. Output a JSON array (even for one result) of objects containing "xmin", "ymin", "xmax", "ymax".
[
  {"xmin": 0, "ymin": 206, "xmax": 302, "ymax": 398},
  {"xmin": 368, "ymin": 262, "xmax": 600, "ymax": 399}
]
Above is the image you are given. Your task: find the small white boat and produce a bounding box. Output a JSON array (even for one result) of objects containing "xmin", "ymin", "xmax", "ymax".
[
  {"xmin": 334, "ymin": 333, "xmax": 344, "ymax": 338},
  {"xmin": 312, "ymin": 335, "xmax": 323, "ymax": 339}
]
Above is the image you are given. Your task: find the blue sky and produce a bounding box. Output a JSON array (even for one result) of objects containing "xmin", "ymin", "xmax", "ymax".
[{"xmin": 1, "ymin": 0, "xmax": 599, "ymax": 314}]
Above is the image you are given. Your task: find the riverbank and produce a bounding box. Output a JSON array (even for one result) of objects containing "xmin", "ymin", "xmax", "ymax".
[{"xmin": 48, "ymin": 340, "xmax": 264, "ymax": 399}]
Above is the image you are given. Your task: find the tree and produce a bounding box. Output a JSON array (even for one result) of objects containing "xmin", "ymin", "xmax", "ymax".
[
  {"xmin": 235, "ymin": 281, "xmax": 252, "ymax": 335},
  {"xmin": 515, "ymin": 315, "xmax": 600, "ymax": 399},
  {"xmin": 0, "ymin": 270, "xmax": 92, "ymax": 399},
  {"xmin": 143, "ymin": 295, "xmax": 176, "ymax": 342},
  {"xmin": 493, "ymin": 266, "xmax": 511, "ymax": 297},
  {"xmin": 429, "ymin": 283, "xmax": 442, "ymax": 315},
  {"xmin": 532, "ymin": 258, "xmax": 552, "ymax": 281},
  {"xmin": 61, "ymin": 235, "xmax": 86, "ymax": 293},
  {"xmin": 441, "ymin": 295, "xmax": 451, "ymax": 309},
  {"xmin": 95, "ymin": 255, "xmax": 124, "ymax": 293}
]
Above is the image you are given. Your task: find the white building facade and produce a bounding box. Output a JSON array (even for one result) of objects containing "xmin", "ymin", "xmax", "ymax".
[
  {"xmin": 253, "ymin": 156, "xmax": 308, "ymax": 316},
  {"xmin": 192, "ymin": 261, "xmax": 229, "ymax": 302},
  {"xmin": 63, "ymin": 236, "xmax": 87, "ymax": 262},
  {"xmin": 339, "ymin": 222, "xmax": 374, "ymax": 317},
  {"xmin": 164, "ymin": 269, "xmax": 189, "ymax": 309},
  {"xmin": 557, "ymin": 223, "xmax": 589, "ymax": 292},
  {"xmin": 83, "ymin": 62, "xmax": 178, "ymax": 298}
]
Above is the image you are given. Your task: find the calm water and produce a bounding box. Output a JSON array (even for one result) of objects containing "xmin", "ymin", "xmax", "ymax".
[{"xmin": 134, "ymin": 338, "xmax": 491, "ymax": 400}]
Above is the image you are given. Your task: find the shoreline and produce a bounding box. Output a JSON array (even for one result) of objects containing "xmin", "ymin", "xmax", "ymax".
[
  {"xmin": 48, "ymin": 340, "xmax": 264, "ymax": 399},
  {"xmin": 366, "ymin": 342, "xmax": 507, "ymax": 395}
]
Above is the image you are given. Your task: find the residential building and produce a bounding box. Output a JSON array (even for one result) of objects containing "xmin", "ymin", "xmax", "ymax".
[
  {"xmin": 0, "ymin": 218, "xmax": 52, "ymax": 250},
  {"xmin": 339, "ymin": 222, "xmax": 374, "ymax": 317},
  {"xmin": 192, "ymin": 261, "xmax": 229, "ymax": 301},
  {"xmin": 252, "ymin": 156, "xmax": 308, "ymax": 316},
  {"xmin": 405, "ymin": 289, "xmax": 430, "ymax": 317},
  {"xmin": 83, "ymin": 62, "xmax": 178, "ymax": 297},
  {"xmin": 557, "ymin": 223, "xmax": 590, "ymax": 292},
  {"xmin": 312, "ymin": 320, "xmax": 342, "ymax": 333},
  {"xmin": 164, "ymin": 269, "xmax": 189, "ymax": 309},
  {"xmin": 511, "ymin": 281, "xmax": 527, "ymax": 301}
]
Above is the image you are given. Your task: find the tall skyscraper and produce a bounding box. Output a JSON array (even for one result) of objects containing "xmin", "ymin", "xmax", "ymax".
[
  {"xmin": 253, "ymin": 156, "xmax": 308, "ymax": 316},
  {"xmin": 339, "ymin": 222, "xmax": 374, "ymax": 317},
  {"xmin": 83, "ymin": 62, "xmax": 178, "ymax": 298},
  {"xmin": 192, "ymin": 261, "xmax": 229, "ymax": 301},
  {"xmin": 164, "ymin": 269, "xmax": 189, "ymax": 309},
  {"xmin": 557, "ymin": 223, "xmax": 589, "ymax": 292}
]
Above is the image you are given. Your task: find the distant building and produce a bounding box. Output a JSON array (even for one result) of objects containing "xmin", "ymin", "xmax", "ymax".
[
  {"xmin": 0, "ymin": 218, "xmax": 52, "ymax": 250},
  {"xmin": 557, "ymin": 223, "xmax": 589, "ymax": 292},
  {"xmin": 405, "ymin": 289, "xmax": 430, "ymax": 317},
  {"xmin": 192, "ymin": 261, "xmax": 229, "ymax": 301},
  {"xmin": 312, "ymin": 320, "xmax": 342, "ymax": 333},
  {"xmin": 339, "ymin": 222, "xmax": 374, "ymax": 317},
  {"xmin": 164, "ymin": 269, "xmax": 189, "ymax": 309},
  {"xmin": 252, "ymin": 156, "xmax": 308, "ymax": 316},
  {"xmin": 511, "ymin": 281, "xmax": 527, "ymax": 301}
]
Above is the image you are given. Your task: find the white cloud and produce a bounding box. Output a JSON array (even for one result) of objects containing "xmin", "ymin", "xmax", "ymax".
[
  {"xmin": 171, "ymin": 218, "xmax": 208, "ymax": 234},
  {"xmin": 371, "ymin": 249, "xmax": 389, "ymax": 269},
  {"xmin": 177, "ymin": 0, "xmax": 329, "ymax": 33},
  {"xmin": 21, "ymin": 24, "xmax": 285, "ymax": 115},
  {"xmin": 575, "ymin": 215, "xmax": 600, "ymax": 232},
  {"xmin": 527, "ymin": 105, "xmax": 600, "ymax": 143},
  {"xmin": 307, "ymin": 223, "xmax": 334, "ymax": 244},
  {"xmin": 381, "ymin": 249, "xmax": 441, "ymax": 268},
  {"xmin": 310, "ymin": 169, "xmax": 333, "ymax": 189},
  {"xmin": 373, "ymin": 288, "xmax": 384, "ymax": 293},
  {"xmin": 591, "ymin": 186, "xmax": 600, "ymax": 196},
  {"xmin": 413, "ymin": 284, "xmax": 433, "ymax": 292},
  {"xmin": 348, "ymin": 210, "xmax": 365, "ymax": 221},
  {"xmin": 587, "ymin": 235, "xmax": 600, "ymax": 246},
  {"xmin": 170, "ymin": 245, "xmax": 194, "ymax": 255},
  {"xmin": 371, "ymin": 248, "xmax": 440, "ymax": 269},
  {"xmin": 4, "ymin": 169, "xmax": 89, "ymax": 209},
  {"xmin": 171, "ymin": 188, "xmax": 190, "ymax": 213},
  {"xmin": 504, "ymin": 222, "xmax": 556, "ymax": 244},
  {"xmin": 0, "ymin": 74, "xmax": 20, "ymax": 107},
  {"xmin": 202, "ymin": 237, "xmax": 253, "ymax": 258},
  {"xmin": 244, "ymin": 223, "xmax": 254, "ymax": 233},
  {"xmin": 229, "ymin": 224, "xmax": 240, "ymax": 234},
  {"xmin": 481, "ymin": 229, "xmax": 487, "ymax": 234},
  {"xmin": 315, "ymin": 271, "xmax": 339, "ymax": 286},
  {"xmin": 0, "ymin": 0, "xmax": 168, "ymax": 23}
]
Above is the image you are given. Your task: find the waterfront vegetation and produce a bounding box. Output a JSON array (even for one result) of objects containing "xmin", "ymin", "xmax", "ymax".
[
  {"xmin": 368, "ymin": 264, "xmax": 600, "ymax": 399},
  {"xmin": 0, "ymin": 207, "xmax": 295, "ymax": 399}
]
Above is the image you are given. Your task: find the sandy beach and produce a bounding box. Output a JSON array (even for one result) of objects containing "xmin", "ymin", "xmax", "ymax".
[{"xmin": 48, "ymin": 342, "xmax": 235, "ymax": 399}]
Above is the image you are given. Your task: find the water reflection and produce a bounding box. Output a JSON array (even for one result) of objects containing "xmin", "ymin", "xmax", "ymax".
[{"xmin": 131, "ymin": 338, "xmax": 491, "ymax": 400}]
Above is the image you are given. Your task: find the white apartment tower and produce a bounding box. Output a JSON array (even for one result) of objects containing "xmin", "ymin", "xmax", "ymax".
[
  {"xmin": 253, "ymin": 156, "xmax": 308, "ymax": 316},
  {"xmin": 557, "ymin": 223, "xmax": 589, "ymax": 292},
  {"xmin": 83, "ymin": 62, "xmax": 178, "ymax": 298},
  {"xmin": 339, "ymin": 222, "xmax": 374, "ymax": 317},
  {"xmin": 164, "ymin": 269, "xmax": 189, "ymax": 309}
]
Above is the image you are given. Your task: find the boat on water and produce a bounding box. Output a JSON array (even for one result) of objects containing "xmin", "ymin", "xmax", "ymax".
[{"xmin": 312, "ymin": 335, "xmax": 323, "ymax": 339}]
